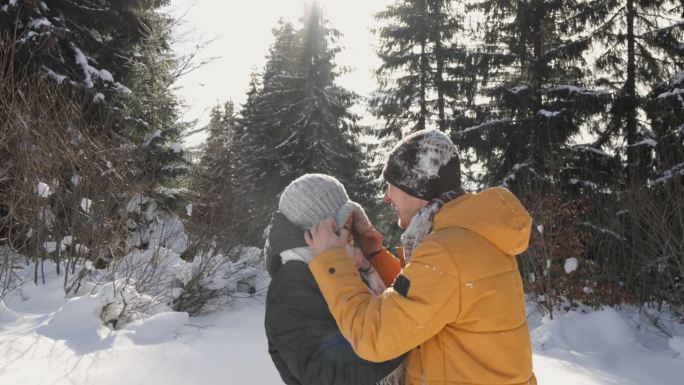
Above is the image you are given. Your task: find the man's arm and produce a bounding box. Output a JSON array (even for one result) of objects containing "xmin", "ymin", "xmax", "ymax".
[
  {"xmin": 267, "ymin": 274, "xmax": 405, "ymax": 385},
  {"xmin": 368, "ymin": 248, "xmax": 402, "ymax": 286},
  {"xmin": 309, "ymin": 239, "xmax": 460, "ymax": 362}
]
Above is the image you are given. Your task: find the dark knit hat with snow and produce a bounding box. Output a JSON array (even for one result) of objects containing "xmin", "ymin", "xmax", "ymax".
[{"xmin": 382, "ymin": 129, "xmax": 462, "ymax": 201}]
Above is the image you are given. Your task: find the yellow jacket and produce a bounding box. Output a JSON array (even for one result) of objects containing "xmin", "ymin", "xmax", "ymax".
[{"xmin": 310, "ymin": 187, "xmax": 536, "ymax": 385}]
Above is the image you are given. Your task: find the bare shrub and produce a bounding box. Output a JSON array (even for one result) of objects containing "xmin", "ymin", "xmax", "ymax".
[
  {"xmin": 169, "ymin": 164, "xmax": 263, "ymax": 316},
  {"xmin": 0, "ymin": 29, "xmax": 254, "ymax": 324},
  {"xmin": 0, "ymin": 38, "xmax": 148, "ymax": 303},
  {"xmin": 623, "ymin": 181, "xmax": 684, "ymax": 319},
  {"xmin": 514, "ymin": 172, "xmax": 635, "ymax": 318}
]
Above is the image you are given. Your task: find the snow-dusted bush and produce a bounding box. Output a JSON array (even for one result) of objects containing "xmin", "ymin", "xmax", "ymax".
[
  {"xmin": 0, "ymin": 48, "xmax": 202, "ymax": 316},
  {"xmin": 622, "ymin": 184, "xmax": 684, "ymax": 319},
  {"xmin": 0, "ymin": 2, "xmax": 261, "ymax": 325},
  {"xmin": 170, "ymin": 245, "xmax": 264, "ymax": 315},
  {"xmin": 0, "ymin": 58, "xmax": 134, "ymax": 297},
  {"xmin": 516, "ymin": 177, "xmax": 633, "ymax": 317},
  {"xmin": 513, "ymin": 168, "xmax": 684, "ymax": 321}
]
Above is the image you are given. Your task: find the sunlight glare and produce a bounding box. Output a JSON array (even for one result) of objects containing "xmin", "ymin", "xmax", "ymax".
[{"xmin": 169, "ymin": 0, "xmax": 392, "ymax": 146}]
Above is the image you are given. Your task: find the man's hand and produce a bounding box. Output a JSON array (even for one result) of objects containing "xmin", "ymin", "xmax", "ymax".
[
  {"xmin": 305, "ymin": 218, "xmax": 349, "ymax": 256},
  {"xmin": 349, "ymin": 246, "xmax": 371, "ymax": 271},
  {"xmin": 356, "ymin": 227, "xmax": 384, "ymax": 257}
]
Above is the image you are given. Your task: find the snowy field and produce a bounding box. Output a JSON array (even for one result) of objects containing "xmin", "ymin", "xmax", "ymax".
[{"xmin": 1, "ymin": 266, "xmax": 683, "ymax": 385}]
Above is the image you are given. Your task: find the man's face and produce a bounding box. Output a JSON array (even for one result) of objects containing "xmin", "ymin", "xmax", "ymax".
[{"xmin": 383, "ymin": 183, "xmax": 429, "ymax": 229}]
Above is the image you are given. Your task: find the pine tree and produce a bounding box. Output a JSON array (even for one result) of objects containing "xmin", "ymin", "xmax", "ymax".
[
  {"xmin": 285, "ymin": 3, "xmax": 365, "ymax": 193},
  {"xmin": 230, "ymin": 4, "xmax": 369, "ymax": 244},
  {"xmin": 193, "ymin": 102, "xmax": 240, "ymax": 249},
  {"xmin": 646, "ymin": 70, "xmax": 684, "ymax": 184},
  {"xmin": 123, "ymin": 9, "xmax": 192, "ymax": 190},
  {"xmin": 1, "ymin": 0, "xmax": 190, "ymax": 193},
  {"xmin": 228, "ymin": 21, "xmax": 299, "ymax": 243},
  {"xmin": 2, "ymin": 0, "xmax": 147, "ymax": 102},
  {"xmin": 585, "ymin": 0, "xmax": 684, "ymax": 185},
  {"xmin": 371, "ymin": 0, "xmax": 470, "ymax": 137},
  {"xmin": 458, "ymin": 0, "xmax": 611, "ymax": 190},
  {"xmin": 0, "ymin": 1, "xmax": 192, "ymax": 264}
]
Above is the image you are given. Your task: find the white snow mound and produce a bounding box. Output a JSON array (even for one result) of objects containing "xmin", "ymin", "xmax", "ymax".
[
  {"xmin": 36, "ymin": 181, "xmax": 52, "ymax": 198},
  {"xmin": 124, "ymin": 311, "xmax": 189, "ymax": 344},
  {"xmin": 670, "ymin": 336, "xmax": 684, "ymax": 359},
  {"xmin": 564, "ymin": 257, "xmax": 579, "ymax": 274}
]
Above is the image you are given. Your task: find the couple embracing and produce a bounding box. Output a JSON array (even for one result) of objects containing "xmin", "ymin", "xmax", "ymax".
[{"xmin": 264, "ymin": 129, "xmax": 537, "ymax": 385}]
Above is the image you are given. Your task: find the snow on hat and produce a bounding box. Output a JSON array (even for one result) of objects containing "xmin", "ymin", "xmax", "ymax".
[
  {"xmin": 382, "ymin": 129, "xmax": 462, "ymax": 200},
  {"xmin": 278, "ymin": 174, "xmax": 371, "ymax": 233}
]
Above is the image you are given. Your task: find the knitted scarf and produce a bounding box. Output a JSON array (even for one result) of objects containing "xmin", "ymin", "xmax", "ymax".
[{"xmin": 400, "ymin": 189, "xmax": 464, "ymax": 263}]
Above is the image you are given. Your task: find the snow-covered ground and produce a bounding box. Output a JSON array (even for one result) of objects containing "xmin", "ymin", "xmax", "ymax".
[
  {"xmin": 0, "ymin": 267, "xmax": 278, "ymax": 385},
  {"xmin": 529, "ymin": 306, "xmax": 684, "ymax": 384},
  {"xmin": 1, "ymin": 266, "xmax": 683, "ymax": 385}
]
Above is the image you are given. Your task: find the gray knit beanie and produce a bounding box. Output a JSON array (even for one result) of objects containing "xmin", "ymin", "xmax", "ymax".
[{"xmin": 278, "ymin": 174, "xmax": 371, "ymax": 233}]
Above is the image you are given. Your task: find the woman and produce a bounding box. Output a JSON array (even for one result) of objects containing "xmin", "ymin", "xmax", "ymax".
[{"xmin": 264, "ymin": 174, "xmax": 405, "ymax": 385}]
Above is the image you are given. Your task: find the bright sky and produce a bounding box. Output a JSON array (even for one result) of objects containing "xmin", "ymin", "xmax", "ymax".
[{"xmin": 167, "ymin": 0, "xmax": 392, "ymax": 147}]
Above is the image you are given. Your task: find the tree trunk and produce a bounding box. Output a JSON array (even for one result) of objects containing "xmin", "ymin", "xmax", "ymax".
[
  {"xmin": 531, "ymin": 2, "xmax": 546, "ymax": 166},
  {"xmin": 420, "ymin": 40, "xmax": 428, "ymax": 131},
  {"xmin": 418, "ymin": 0, "xmax": 428, "ymax": 131},
  {"xmin": 433, "ymin": 1, "xmax": 446, "ymax": 132},
  {"xmin": 625, "ymin": 0, "xmax": 638, "ymax": 186}
]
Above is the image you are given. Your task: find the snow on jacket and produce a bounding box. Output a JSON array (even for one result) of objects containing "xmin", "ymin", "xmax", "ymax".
[
  {"xmin": 309, "ymin": 187, "xmax": 537, "ymax": 385},
  {"xmin": 264, "ymin": 213, "xmax": 406, "ymax": 385}
]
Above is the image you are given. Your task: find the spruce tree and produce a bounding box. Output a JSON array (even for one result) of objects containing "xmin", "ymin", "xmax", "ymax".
[
  {"xmin": 286, "ymin": 3, "xmax": 365, "ymax": 193},
  {"xmin": 2, "ymin": 0, "xmax": 150, "ymax": 103},
  {"xmin": 199, "ymin": 102, "xmax": 238, "ymax": 202},
  {"xmin": 585, "ymin": 0, "xmax": 684, "ymax": 185},
  {"xmin": 646, "ymin": 70, "xmax": 684, "ymax": 184},
  {"xmin": 575, "ymin": 0, "xmax": 684, "ymax": 290},
  {"xmin": 193, "ymin": 102, "xmax": 240, "ymax": 249},
  {"xmin": 229, "ymin": 21, "xmax": 299, "ymax": 243},
  {"xmin": 1, "ymin": 1, "xmax": 192, "ymax": 262},
  {"xmin": 459, "ymin": 0, "xmax": 610, "ymax": 190},
  {"xmin": 1, "ymin": 0, "xmax": 190, "ymax": 191},
  {"xmin": 371, "ymin": 0, "xmax": 470, "ymax": 137},
  {"xmin": 124, "ymin": 10, "xmax": 191, "ymax": 189},
  {"xmin": 455, "ymin": 1, "xmax": 617, "ymax": 303},
  {"xmin": 230, "ymin": 4, "xmax": 369, "ymax": 244}
]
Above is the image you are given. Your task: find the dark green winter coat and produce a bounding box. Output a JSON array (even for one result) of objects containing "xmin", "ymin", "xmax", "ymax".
[{"xmin": 264, "ymin": 212, "xmax": 404, "ymax": 385}]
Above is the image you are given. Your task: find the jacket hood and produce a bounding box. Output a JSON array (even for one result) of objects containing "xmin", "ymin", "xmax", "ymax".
[
  {"xmin": 432, "ymin": 187, "xmax": 532, "ymax": 256},
  {"xmin": 264, "ymin": 212, "xmax": 308, "ymax": 277}
]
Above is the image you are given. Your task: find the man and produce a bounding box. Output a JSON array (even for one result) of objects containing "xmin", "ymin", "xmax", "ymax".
[{"xmin": 304, "ymin": 129, "xmax": 537, "ymax": 385}]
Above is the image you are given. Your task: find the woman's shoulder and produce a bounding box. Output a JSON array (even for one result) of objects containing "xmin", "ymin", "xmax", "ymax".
[
  {"xmin": 265, "ymin": 261, "xmax": 332, "ymax": 328},
  {"xmin": 272, "ymin": 260, "xmax": 314, "ymax": 281},
  {"xmin": 267, "ymin": 261, "xmax": 318, "ymax": 299}
]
